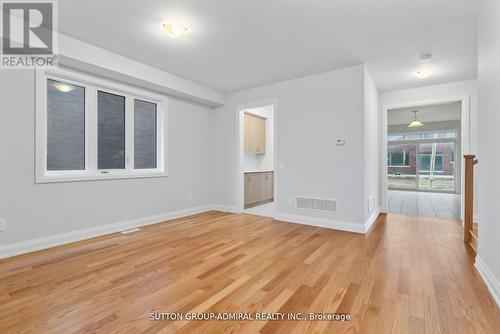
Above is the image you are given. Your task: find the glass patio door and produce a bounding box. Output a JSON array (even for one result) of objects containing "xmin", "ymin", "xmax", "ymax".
[
  {"xmin": 388, "ymin": 131, "xmax": 457, "ymax": 193},
  {"xmin": 417, "ymin": 142, "xmax": 455, "ymax": 192},
  {"xmin": 387, "ymin": 143, "xmax": 418, "ymax": 190}
]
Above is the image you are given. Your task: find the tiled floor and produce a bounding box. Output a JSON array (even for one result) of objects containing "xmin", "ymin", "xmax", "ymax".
[
  {"xmin": 388, "ymin": 190, "xmax": 461, "ymax": 220},
  {"xmin": 244, "ymin": 201, "xmax": 275, "ymax": 217}
]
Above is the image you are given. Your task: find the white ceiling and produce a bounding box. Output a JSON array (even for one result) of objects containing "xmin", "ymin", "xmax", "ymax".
[
  {"xmin": 59, "ymin": 0, "xmax": 480, "ymax": 93},
  {"xmin": 388, "ymin": 101, "xmax": 461, "ymax": 125}
]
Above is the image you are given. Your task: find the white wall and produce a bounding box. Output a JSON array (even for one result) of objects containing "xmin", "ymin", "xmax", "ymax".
[
  {"xmin": 380, "ymin": 80, "xmax": 478, "ymax": 211},
  {"xmin": 0, "ymin": 69, "xmax": 215, "ymax": 247},
  {"xmin": 214, "ymin": 65, "xmax": 377, "ymax": 231},
  {"xmin": 364, "ymin": 68, "xmax": 380, "ymax": 222},
  {"xmin": 243, "ymin": 106, "xmax": 275, "ymax": 172},
  {"xmin": 388, "ymin": 101, "xmax": 461, "ymax": 125},
  {"xmin": 476, "ymin": 0, "xmax": 500, "ymax": 306},
  {"xmin": 59, "ymin": 34, "xmax": 224, "ymax": 107}
]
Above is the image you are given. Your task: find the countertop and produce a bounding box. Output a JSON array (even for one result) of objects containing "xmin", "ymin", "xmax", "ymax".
[{"xmin": 244, "ymin": 170, "xmax": 275, "ymax": 174}]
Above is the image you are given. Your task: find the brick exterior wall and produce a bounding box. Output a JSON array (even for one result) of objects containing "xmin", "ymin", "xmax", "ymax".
[{"xmin": 388, "ymin": 143, "xmax": 454, "ymax": 176}]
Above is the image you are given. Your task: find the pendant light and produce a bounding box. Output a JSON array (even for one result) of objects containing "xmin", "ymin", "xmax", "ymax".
[{"xmin": 408, "ymin": 110, "xmax": 424, "ymax": 128}]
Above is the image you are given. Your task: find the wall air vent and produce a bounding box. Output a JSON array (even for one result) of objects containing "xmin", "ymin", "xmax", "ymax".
[{"xmin": 296, "ymin": 196, "xmax": 338, "ymax": 214}]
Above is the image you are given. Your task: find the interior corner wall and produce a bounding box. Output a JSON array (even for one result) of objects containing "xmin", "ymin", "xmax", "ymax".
[
  {"xmin": 0, "ymin": 69, "xmax": 216, "ymax": 247},
  {"xmin": 213, "ymin": 65, "xmax": 367, "ymax": 227},
  {"xmin": 363, "ymin": 67, "xmax": 380, "ymax": 220},
  {"xmin": 477, "ymin": 0, "xmax": 500, "ymax": 299}
]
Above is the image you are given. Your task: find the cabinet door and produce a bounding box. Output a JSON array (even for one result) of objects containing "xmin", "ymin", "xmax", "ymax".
[
  {"xmin": 244, "ymin": 172, "xmax": 274, "ymax": 207},
  {"xmin": 244, "ymin": 113, "xmax": 266, "ymax": 155},
  {"xmin": 256, "ymin": 173, "xmax": 267, "ymax": 202},
  {"xmin": 244, "ymin": 113, "xmax": 251, "ymax": 153},
  {"xmin": 254, "ymin": 117, "xmax": 266, "ymax": 155},
  {"xmin": 244, "ymin": 173, "xmax": 253, "ymax": 206},
  {"xmin": 264, "ymin": 172, "xmax": 274, "ymax": 200}
]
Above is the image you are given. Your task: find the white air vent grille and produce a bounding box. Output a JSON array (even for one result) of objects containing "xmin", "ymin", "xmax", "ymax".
[{"xmin": 296, "ymin": 197, "xmax": 338, "ymax": 213}]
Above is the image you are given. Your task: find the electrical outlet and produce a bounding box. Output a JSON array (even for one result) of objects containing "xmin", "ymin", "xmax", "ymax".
[
  {"xmin": 368, "ymin": 196, "xmax": 374, "ymax": 212},
  {"xmin": 187, "ymin": 193, "xmax": 193, "ymax": 201},
  {"xmin": 0, "ymin": 219, "xmax": 6, "ymax": 232}
]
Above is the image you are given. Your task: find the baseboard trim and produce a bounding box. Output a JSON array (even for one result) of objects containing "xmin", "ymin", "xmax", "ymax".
[
  {"xmin": 274, "ymin": 212, "xmax": 366, "ymax": 234},
  {"xmin": 364, "ymin": 210, "xmax": 380, "ymax": 233},
  {"xmin": 211, "ymin": 204, "xmax": 240, "ymax": 213},
  {"xmin": 0, "ymin": 204, "xmax": 219, "ymax": 260},
  {"xmin": 475, "ymin": 256, "xmax": 500, "ymax": 308},
  {"xmin": 0, "ymin": 205, "xmax": 379, "ymax": 260}
]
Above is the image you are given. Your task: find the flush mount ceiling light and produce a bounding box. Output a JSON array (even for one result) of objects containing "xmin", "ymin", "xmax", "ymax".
[
  {"xmin": 163, "ymin": 22, "xmax": 189, "ymax": 39},
  {"xmin": 52, "ymin": 82, "xmax": 74, "ymax": 93},
  {"xmin": 408, "ymin": 110, "xmax": 424, "ymax": 128},
  {"xmin": 415, "ymin": 68, "xmax": 434, "ymax": 79},
  {"xmin": 420, "ymin": 53, "xmax": 432, "ymax": 63},
  {"xmin": 415, "ymin": 53, "xmax": 434, "ymax": 79}
]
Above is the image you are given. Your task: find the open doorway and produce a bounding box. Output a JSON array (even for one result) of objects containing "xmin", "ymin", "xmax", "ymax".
[
  {"xmin": 236, "ymin": 102, "xmax": 277, "ymax": 217},
  {"xmin": 386, "ymin": 101, "xmax": 462, "ymax": 219}
]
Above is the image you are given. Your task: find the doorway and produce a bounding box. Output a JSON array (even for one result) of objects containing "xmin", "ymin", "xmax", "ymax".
[
  {"xmin": 384, "ymin": 100, "xmax": 466, "ymax": 219},
  {"xmin": 236, "ymin": 100, "xmax": 277, "ymax": 217}
]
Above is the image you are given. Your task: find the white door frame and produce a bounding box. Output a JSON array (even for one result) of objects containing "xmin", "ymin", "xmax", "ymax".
[
  {"xmin": 235, "ymin": 99, "xmax": 278, "ymax": 215},
  {"xmin": 381, "ymin": 94, "xmax": 470, "ymax": 220}
]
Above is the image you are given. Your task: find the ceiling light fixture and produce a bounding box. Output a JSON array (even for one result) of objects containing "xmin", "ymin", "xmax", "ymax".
[
  {"xmin": 52, "ymin": 82, "xmax": 74, "ymax": 93},
  {"xmin": 415, "ymin": 68, "xmax": 434, "ymax": 79},
  {"xmin": 408, "ymin": 110, "xmax": 424, "ymax": 128},
  {"xmin": 415, "ymin": 53, "xmax": 434, "ymax": 79},
  {"xmin": 163, "ymin": 22, "xmax": 189, "ymax": 39},
  {"xmin": 420, "ymin": 53, "xmax": 432, "ymax": 63}
]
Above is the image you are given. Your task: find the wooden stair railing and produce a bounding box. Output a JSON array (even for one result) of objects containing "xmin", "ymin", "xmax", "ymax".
[{"xmin": 464, "ymin": 155, "xmax": 478, "ymax": 252}]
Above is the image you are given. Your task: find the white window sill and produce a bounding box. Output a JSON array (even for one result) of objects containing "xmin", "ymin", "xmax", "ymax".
[{"xmin": 35, "ymin": 170, "xmax": 168, "ymax": 184}]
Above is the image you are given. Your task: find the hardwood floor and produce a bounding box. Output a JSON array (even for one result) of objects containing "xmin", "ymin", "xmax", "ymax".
[{"xmin": 1, "ymin": 211, "xmax": 499, "ymax": 333}]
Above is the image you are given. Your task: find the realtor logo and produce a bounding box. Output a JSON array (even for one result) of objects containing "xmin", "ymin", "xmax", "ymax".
[{"xmin": 1, "ymin": 0, "xmax": 57, "ymax": 68}]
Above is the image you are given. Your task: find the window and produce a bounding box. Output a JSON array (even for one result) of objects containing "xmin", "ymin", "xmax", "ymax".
[
  {"xmin": 134, "ymin": 100, "xmax": 157, "ymax": 169},
  {"xmin": 97, "ymin": 91, "xmax": 126, "ymax": 170},
  {"xmin": 46, "ymin": 79, "xmax": 86, "ymax": 171},
  {"xmin": 388, "ymin": 151, "xmax": 410, "ymax": 167},
  {"xmin": 419, "ymin": 154, "xmax": 443, "ymax": 172},
  {"xmin": 388, "ymin": 130, "xmax": 457, "ymax": 142},
  {"xmin": 387, "ymin": 134, "xmax": 407, "ymax": 141},
  {"xmin": 36, "ymin": 69, "xmax": 167, "ymax": 183}
]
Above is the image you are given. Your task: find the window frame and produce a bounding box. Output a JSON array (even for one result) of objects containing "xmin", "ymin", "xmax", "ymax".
[
  {"xmin": 388, "ymin": 150, "xmax": 411, "ymax": 167},
  {"xmin": 388, "ymin": 130, "xmax": 457, "ymax": 143},
  {"xmin": 36, "ymin": 68, "xmax": 168, "ymax": 183},
  {"xmin": 418, "ymin": 153, "xmax": 444, "ymax": 172}
]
